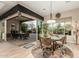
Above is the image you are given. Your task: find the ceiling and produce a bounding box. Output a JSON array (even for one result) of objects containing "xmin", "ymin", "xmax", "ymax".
[{"xmin": 0, "ymin": 1, "xmax": 79, "ymax": 17}]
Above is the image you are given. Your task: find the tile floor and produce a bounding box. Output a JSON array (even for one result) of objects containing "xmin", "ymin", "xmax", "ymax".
[{"xmin": 0, "ymin": 40, "xmax": 79, "ymax": 58}]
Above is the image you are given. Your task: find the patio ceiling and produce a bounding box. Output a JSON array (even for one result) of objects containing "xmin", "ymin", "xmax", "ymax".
[
  {"xmin": 17, "ymin": 16, "xmax": 35, "ymax": 22},
  {"xmin": 0, "ymin": 4, "xmax": 44, "ymax": 20}
]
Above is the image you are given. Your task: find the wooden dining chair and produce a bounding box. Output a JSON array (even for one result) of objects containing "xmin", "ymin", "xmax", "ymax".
[
  {"xmin": 56, "ymin": 36, "xmax": 67, "ymax": 56},
  {"xmin": 40, "ymin": 37, "xmax": 54, "ymax": 57},
  {"xmin": 56, "ymin": 36, "xmax": 66, "ymax": 47},
  {"xmin": 60, "ymin": 36, "xmax": 66, "ymax": 44}
]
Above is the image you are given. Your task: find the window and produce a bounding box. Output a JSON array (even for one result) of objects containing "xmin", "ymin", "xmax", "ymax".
[{"xmin": 47, "ymin": 17, "xmax": 72, "ymax": 35}]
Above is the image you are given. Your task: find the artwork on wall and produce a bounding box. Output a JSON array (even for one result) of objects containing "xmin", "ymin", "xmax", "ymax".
[{"xmin": 11, "ymin": 23, "xmax": 16, "ymax": 30}]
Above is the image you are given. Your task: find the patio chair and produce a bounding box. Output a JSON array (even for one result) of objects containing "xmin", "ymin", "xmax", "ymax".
[{"xmin": 11, "ymin": 30, "xmax": 18, "ymax": 40}]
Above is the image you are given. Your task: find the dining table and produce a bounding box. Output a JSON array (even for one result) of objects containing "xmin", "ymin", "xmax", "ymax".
[
  {"xmin": 50, "ymin": 35, "xmax": 65, "ymax": 41},
  {"xmin": 50, "ymin": 35, "xmax": 66, "ymax": 52}
]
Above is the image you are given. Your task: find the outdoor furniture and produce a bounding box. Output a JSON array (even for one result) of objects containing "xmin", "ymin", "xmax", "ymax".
[
  {"xmin": 19, "ymin": 33, "xmax": 29, "ymax": 40},
  {"xmin": 11, "ymin": 30, "xmax": 29, "ymax": 40},
  {"xmin": 11, "ymin": 30, "xmax": 18, "ymax": 40}
]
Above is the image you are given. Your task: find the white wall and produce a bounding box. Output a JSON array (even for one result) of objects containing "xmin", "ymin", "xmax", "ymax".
[
  {"xmin": 0, "ymin": 20, "xmax": 5, "ymax": 41},
  {"xmin": 44, "ymin": 8, "xmax": 79, "ymax": 21},
  {"xmin": 7, "ymin": 18, "xmax": 20, "ymax": 33},
  {"xmin": 44, "ymin": 8, "xmax": 79, "ymax": 44}
]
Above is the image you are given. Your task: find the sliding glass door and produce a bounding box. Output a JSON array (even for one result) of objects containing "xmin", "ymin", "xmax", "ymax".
[
  {"xmin": 46, "ymin": 17, "xmax": 75, "ymax": 44},
  {"xmin": 37, "ymin": 19, "xmax": 43, "ymax": 40}
]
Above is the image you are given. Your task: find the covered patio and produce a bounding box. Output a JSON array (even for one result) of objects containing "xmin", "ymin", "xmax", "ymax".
[{"xmin": 0, "ymin": 4, "xmax": 44, "ymax": 41}]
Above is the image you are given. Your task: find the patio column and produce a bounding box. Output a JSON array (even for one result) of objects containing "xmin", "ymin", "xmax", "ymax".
[
  {"xmin": 4, "ymin": 20, "xmax": 7, "ymax": 41},
  {"xmin": 36, "ymin": 19, "xmax": 40, "ymax": 47}
]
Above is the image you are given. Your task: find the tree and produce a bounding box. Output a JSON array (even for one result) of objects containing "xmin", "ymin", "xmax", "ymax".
[
  {"xmin": 21, "ymin": 23, "xmax": 28, "ymax": 33},
  {"xmin": 43, "ymin": 23, "xmax": 48, "ymax": 37}
]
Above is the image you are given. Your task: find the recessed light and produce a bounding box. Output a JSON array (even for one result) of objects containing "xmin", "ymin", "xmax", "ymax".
[
  {"xmin": 42, "ymin": 8, "xmax": 46, "ymax": 10},
  {"xmin": 65, "ymin": 1, "xmax": 71, "ymax": 3}
]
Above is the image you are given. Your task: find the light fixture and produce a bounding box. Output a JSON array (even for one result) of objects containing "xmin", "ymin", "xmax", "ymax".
[
  {"xmin": 65, "ymin": 1, "xmax": 71, "ymax": 3},
  {"xmin": 18, "ymin": 11, "xmax": 22, "ymax": 17},
  {"xmin": 47, "ymin": 20, "xmax": 56, "ymax": 23},
  {"xmin": 42, "ymin": 8, "xmax": 46, "ymax": 10},
  {"xmin": 50, "ymin": 1, "xmax": 56, "ymax": 22}
]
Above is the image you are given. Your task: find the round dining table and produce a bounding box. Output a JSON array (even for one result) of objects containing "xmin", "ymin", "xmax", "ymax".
[{"xmin": 50, "ymin": 35, "xmax": 65, "ymax": 52}]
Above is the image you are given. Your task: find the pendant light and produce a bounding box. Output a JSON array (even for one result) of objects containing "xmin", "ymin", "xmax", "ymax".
[{"xmin": 50, "ymin": 1, "xmax": 56, "ymax": 23}]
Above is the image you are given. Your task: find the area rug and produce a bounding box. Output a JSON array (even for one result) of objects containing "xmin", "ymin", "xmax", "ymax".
[
  {"xmin": 31, "ymin": 46, "xmax": 73, "ymax": 58},
  {"xmin": 20, "ymin": 43, "xmax": 35, "ymax": 49}
]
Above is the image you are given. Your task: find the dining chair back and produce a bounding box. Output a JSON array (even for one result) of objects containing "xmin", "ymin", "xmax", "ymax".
[
  {"xmin": 40, "ymin": 37, "xmax": 54, "ymax": 57},
  {"xmin": 41, "ymin": 37, "xmax": 51, "ymax": 46},
  {"xmin": 60, "ymin": 36, "xmax": 66, "ymax": 44}
]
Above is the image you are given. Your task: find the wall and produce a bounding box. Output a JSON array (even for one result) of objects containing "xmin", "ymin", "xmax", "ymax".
[
  {"xmin": 44, "ymin": 8, "xmax": 79, "ymax": 21},
  {"xmin": 0, "ymin": 20, "xmax": 5, "ymax": 40},
  {"xmin": 44, "ymin": 8, "xmax": 79, "ymax": 44},
  {"xmin": 7, "ymin": 18, "xmax": 20, "ymax": 34}
]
